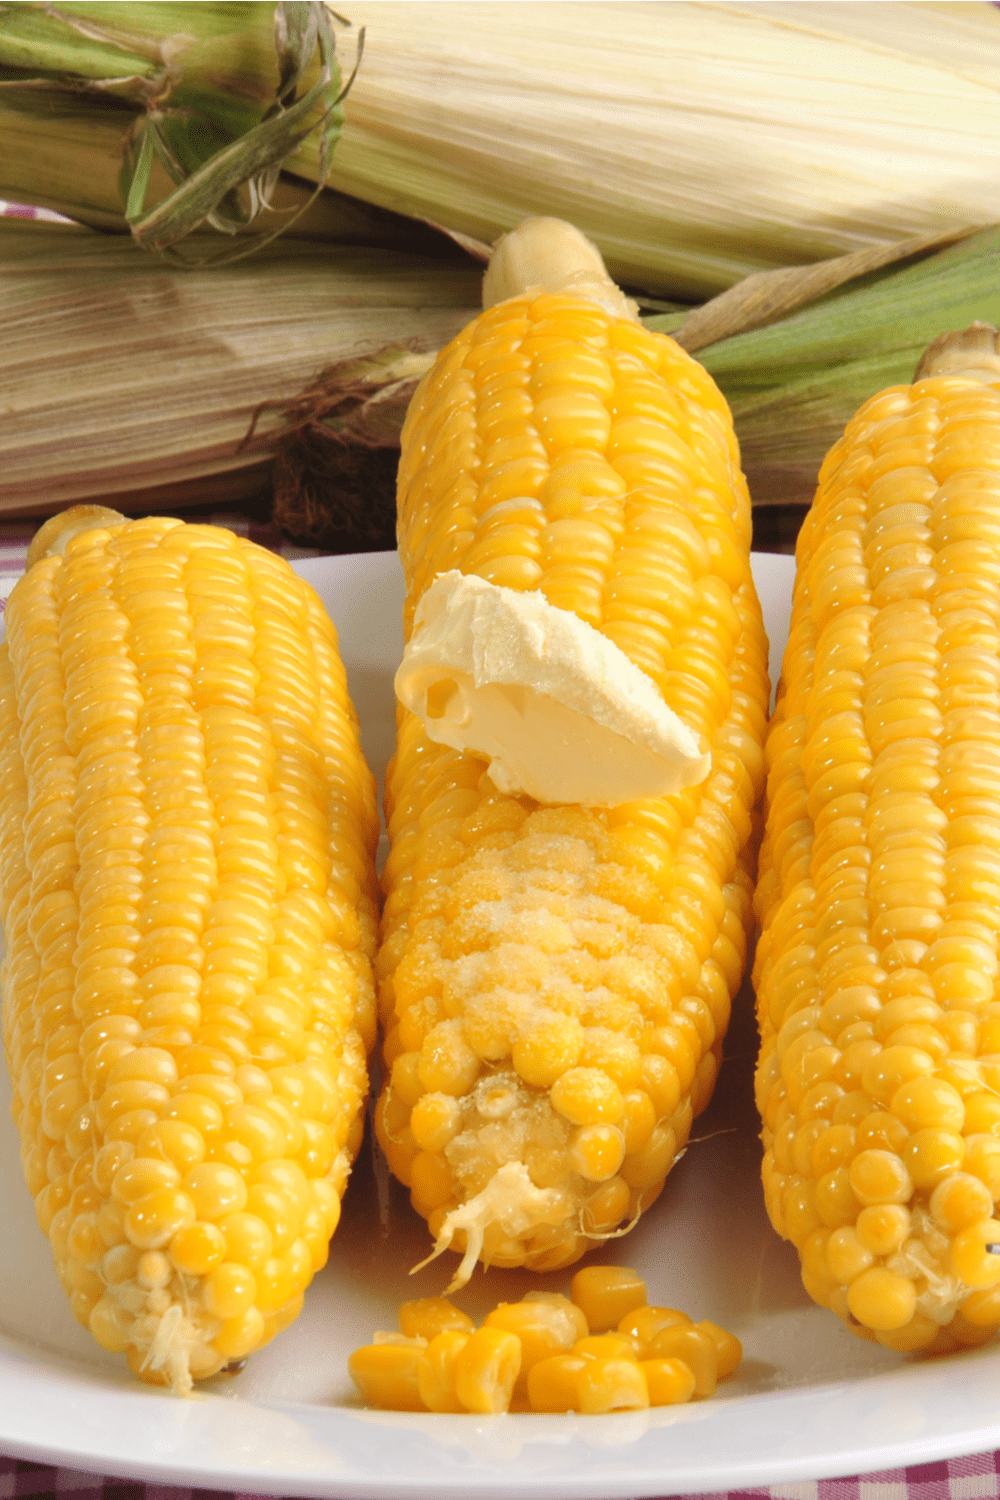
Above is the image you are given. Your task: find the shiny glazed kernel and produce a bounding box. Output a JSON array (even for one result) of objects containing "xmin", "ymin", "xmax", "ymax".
[{"xmin": 348, "ymin": 1267, "xmax": 742, "ymax": 1413}]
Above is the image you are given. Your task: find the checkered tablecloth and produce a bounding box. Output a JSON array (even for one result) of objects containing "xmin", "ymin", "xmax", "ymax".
[{"xmin": 3, "ymin": 1453, "xmax": 1000, "ymax": 1500}]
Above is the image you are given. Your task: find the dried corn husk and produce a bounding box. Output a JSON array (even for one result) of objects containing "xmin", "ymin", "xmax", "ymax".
[
  {"xmin": 300, "ymin": 0, "xmax": 1000, "ymax": 298},
  {"xmin": 0, "ymin": 217, "xmax": 479, "ymax": 515}
]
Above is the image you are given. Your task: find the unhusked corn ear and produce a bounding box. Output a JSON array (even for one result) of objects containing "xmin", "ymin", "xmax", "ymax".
[
  {"xmin": 0, "ymin": 510, "xmax": 379, "ymax": 1392},
  {"xmin": 753, "ymin": 323, "xmax": 1000, "ymax": 1353},
  {"xmin": 377, "ymin": 219, "xmax": 770, "ymax": 1285}
]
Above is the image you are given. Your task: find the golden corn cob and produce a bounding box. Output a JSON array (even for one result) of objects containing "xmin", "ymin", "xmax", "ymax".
[
  {"xmin": 375, "ymin": 219, "xmax": 770, "ymax": 1286},
  {"xmin": 0, "ymin": 508, "xmax": 379, "ymax": 1391},
  {"xmin": 753, "ymin": 323, "xmax": 1000, "ymax": 1354}
]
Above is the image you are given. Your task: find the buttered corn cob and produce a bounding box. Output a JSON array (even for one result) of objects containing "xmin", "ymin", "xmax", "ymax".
[
  {"xmin": 0, "ymin": 508, "xmax": 379, "ymax": 1391},
  {"xmin": 754, "ymin": 324, "xmax": 1000, "ymax": 1353},
  {"xmin": 375, "ymin": 219, "xmax": 770, "ymax": 1284}
]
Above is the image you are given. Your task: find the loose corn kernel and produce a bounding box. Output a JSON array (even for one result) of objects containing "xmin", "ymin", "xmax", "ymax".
[
  {"xmin": 453, "ymin": 1326, "xmax": 522, "ymax": 1414},
  {"xmin": 641, "ymin": 1357, "xmax": 697, "ymax": 1406},
  {"xmin": 417, "ymin": 1331, "xmax": 470, "ymax": 1412},
  {"xmin": 573, "ymin": 1332, "xmax": 640, "ymax": 1360},
  {"xmin": 399, "ymin": 1296, "xmax": 475, "ymax": 1342},
  {"xmin": 644, "ymin": 1324, "xmax": 718, "ymax": 1396},
  {"xmin": 348, "ymin": 1274, "xmax": 742, "ymax": 1416},
  {"xmin": 571, "ymin": 1264, "xmax": 647, "ymax": 1331},
  {"xmin": 348, "ymin": 1343, "xmax": 426, "ymax": 1412},
  {"xmin": 577, "ymin": 1357, "xmax": 649, "ymax": 1414},
  {"xmin": 484, "ymin": 1297, "xmax": 583, "ymax": 1391},
  {"xmin": 618, "ymin": 1305, "xmax": 692, "ymax": 1347},
  {"xmin": 695, "ymin": 1320, "xmax": 742, "ymax": 1378},
  {"xmin": 526, "ymin": 1353, "xmax": 590, "ymax": 1412}
]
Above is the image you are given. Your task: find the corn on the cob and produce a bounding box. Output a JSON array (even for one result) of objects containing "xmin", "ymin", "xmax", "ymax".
[
  {"xmin": 753, "ymin": 323, "xmax": 1000, "ymax": 1354},
  {"xmin": 0, "ymin": 507, "xmax": 379, "ymax": 1391},
  {"xmin": 375, "ymin": 218, "xmax": 770, "ymax": 1287}
]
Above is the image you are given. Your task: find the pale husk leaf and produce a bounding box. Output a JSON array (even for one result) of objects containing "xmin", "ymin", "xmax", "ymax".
[
  {"xmin": 299, "ymin": 0, "xmax": 1000, "ymax": 298},
  {"xmin": 0, "ymin": 218, "xmax": 479, "ymax": 515}
]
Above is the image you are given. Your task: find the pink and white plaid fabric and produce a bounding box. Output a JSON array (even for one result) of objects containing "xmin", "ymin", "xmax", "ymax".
[
  {"xmin": 3, "ymin": 1453, "xmax": 1000, "ymax": 1500},
  {"xmin": 0, "ymin": 201, "xmax": 72, "ymax": 222}
]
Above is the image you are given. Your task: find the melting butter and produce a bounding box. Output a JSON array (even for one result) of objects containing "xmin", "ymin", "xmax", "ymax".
[{"xmin": 395, "ymin": 571, "xmax": 710, "ymax": 808}]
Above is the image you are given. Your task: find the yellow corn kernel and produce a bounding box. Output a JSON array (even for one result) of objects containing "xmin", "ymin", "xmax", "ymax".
[
  {"xmin": 644, "ymin": 1323, "xmax": 718, "ymax": 1396},
  {"xmin": 526, "ymin": 1353, "xmax": 590, "ymax": 1412},
  {"xmin": 571, "ymin": 1264, "xmax": 647, "ymax": 1332},
  {"xmin": 348, "ymin": 1343, "xmax": 427, "ymax": 1412},
  {"xmin": 577, "ymin": 1357, "xmax": 649, "ymax": 1414},
  {"xmin": 951, "ymin": 1220, "xmax": 1000, "ymax": 1289},
  {"xmin": 169, "ymin": 1221, "xmax": 226, "ymax": 1277},
  {"xmin": 399, "ymin": 1296, "xmax": 475, "ymax": 1342},
  {"xmin": 213, "ymin": 1306, "xmax": 266, "ymax": 1361},
  {"xmin": 203, "ymin": 1262, "xmax": 257, "ymax": 1320},
  {"xmin": 0, "ymin": 510, "xmax": 379, "ymax": 1394},
  {"xmin": 380, "ymin": 232, "xmax": 770, "ymax": 1282},
  {"xmin": 453, "ymin": 1326, "xmax": 522, "ymax": 1414},
  {"xmin": 855, "ymin": 1204, "xmax": 911, "ymax": 1258},
  {"xmin": 417, "ymin": 1330, "xmax": 471, "ymax": 1413},
  {"xmin": 618, "ymin": 1305, "xmax": 692, "ymax": 1349},
  {"xmin": 569, "ymin": 1332, "xmax": 641, "ymax": 1368},
  {"xmin": 960, "ymin": 1285, "xmax": 1000, "ymax": 1329},
  {"xmin": 874, "ymin": 1311, "xmax": 942, "ymax": 1354},
  {"xmin": 551, "ymin": 1068, "xmax": 625, "ymax": 1126},
  {"xmin": 695, "ymin": 1320, "xmax": 743, "ymax": 1378},
  {"xmin": 847, "ymin": 1268, "xmax": 918, "ymax": 1332},
  {"xmin": 641, "ymin": 1357, "xmax": 697, "ymax": 1406},
  {"xmin": 484, "ymin": 1296, "xmax": 584, "ymax": 1391},
  {"xmin": 511, "ymin": 1014, "xmax": 584, "ymax": 1087}
]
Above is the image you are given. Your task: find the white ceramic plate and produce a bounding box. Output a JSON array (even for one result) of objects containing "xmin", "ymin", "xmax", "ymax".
[{"xmin": 3, "ymin": 550, "xmax": 1000, "ymax": 1500}]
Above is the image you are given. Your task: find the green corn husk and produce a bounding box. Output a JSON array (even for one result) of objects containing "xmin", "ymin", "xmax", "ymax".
[
  {"xmin": 688, "ymin": 225, "xmax": 1000, "ymax": 509},
  {"xmin": 0, "ymin": 1, "xmax": 458, "ymax": 259},
  {"xmin": 0, "ymin": 216, "xmax": 479, "ymax": 516}
]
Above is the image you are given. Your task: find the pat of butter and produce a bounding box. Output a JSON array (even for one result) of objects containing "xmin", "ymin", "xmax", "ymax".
[{"xmin": 395, "ymin": 571, "xmax": 710, "ymax": 807}]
